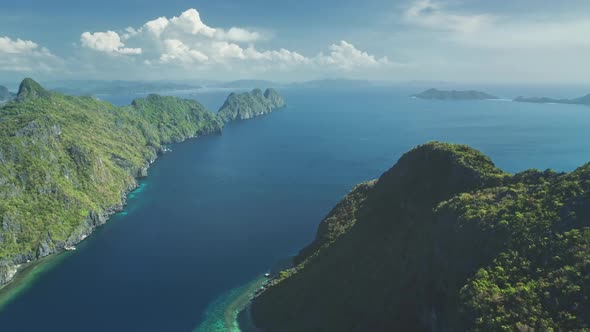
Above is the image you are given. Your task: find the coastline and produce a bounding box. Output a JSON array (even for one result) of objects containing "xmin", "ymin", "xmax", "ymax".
[
  {"xmin": 0, "ymin": 93, "xmax": 286, "ymax": 319},
  {"xmin": 194, "ymin": 257, "xmax": 295, "ymax": 331},
  {"xmin": 0, "ymin": 251, "xmax": 72, "ymax": 311},
  {"xmin": 0, "ymin": 128, "xmax": 222, "ymax": 296},
  {"xmin": 194, "ymin": 276, "xmax": 268, "ymax": 332}
]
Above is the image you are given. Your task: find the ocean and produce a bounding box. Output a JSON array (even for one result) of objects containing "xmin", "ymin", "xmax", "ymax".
[{"xmin": 1, "ymin": 86, "xmax": 589, "ymax": 331}]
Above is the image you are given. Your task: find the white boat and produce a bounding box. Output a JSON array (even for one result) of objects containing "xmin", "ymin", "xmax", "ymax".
[
  {"xmin": 264, "ymin": 273, "xmax": 271, "ymax": 278},
  {"xmin": 64, "ymin": 246, "xmax": 77, "ymax": 251}
]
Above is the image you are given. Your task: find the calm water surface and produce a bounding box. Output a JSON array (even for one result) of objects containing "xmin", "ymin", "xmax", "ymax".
[{"xmin": 1, "ymin": 87, "xmax": 590, "ymax": 331}]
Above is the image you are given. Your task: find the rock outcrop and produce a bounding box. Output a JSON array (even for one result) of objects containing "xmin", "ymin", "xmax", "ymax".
[{"xmin": 218, "ymin": 88, "xmax": 285, "ymax": 122}]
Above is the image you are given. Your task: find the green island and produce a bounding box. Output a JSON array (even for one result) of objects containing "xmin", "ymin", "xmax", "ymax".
[
  {"xmin": 413, "ymin": 88, "xmax": 499, "ymax": 100},
  {"xmin": 218, "ymin": 88, "xmax": 286, "ymax": 123},
  {"xmin": 250, "ymin": 142, "xmax": 590, "ymax": 331},
  {"xmin": 0, "ymin": 78, "xmax": 226, "ymax": 287}
]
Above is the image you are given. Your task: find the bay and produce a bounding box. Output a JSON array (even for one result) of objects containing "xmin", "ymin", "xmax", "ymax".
[{"xmin": 1, "ymin": 86, "xmax": 589, "ymax": 331}]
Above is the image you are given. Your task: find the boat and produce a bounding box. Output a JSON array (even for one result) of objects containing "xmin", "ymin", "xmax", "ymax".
[
  {"xmin": 264, "ymin": 273, "xmax": 271, "ymax": 278},
  {"xmin": 64, "ymin": 246, "xmax": 77, "ymax": 251}
]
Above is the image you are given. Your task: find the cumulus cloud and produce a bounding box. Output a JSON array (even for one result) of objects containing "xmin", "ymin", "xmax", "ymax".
[
  {"xmin": 159, "ymin": 39, "xmax": 208, "ymax": 63},
  {"xmin": 81, "ymin": 31, "xmax": 142, "ymax": 55},
  {"xmin": 0, "ymin": 36, "xmax": 63, "ymax": 72},
  {"xmin": 317, "ymin": 41, "xmax": 390, "ymax": 70},
  {"xmin": 80, "ymin": 8, "xmax": 389, "ymax": 73}
]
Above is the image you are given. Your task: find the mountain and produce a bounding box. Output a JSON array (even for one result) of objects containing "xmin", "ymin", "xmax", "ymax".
[
  {"xmin": 218, "ymin": 88, "xmax": 286, "ymax": 123},
  {"xmin": 250, "ymin": 142, "xmax": 590, "ymax": 331},
  {"xmin": 0, "ymin": 85, "xmax": 15, "ymax": 103},
  {"xmin": 514, "ymin": 93, "xmax": 590, "ymax": 106},
  {"xmin": 0, "ymin": 79, "xmax": 223, "ymax": 286},
  {"xmin": 413, "ymin": 88, "xmax": 499, "ymax": 100}
]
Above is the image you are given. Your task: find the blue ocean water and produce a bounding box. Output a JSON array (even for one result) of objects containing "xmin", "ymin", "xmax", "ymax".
[{"xmin": 1, "ymin": 86, "xmax": 590, "ymax": 331}]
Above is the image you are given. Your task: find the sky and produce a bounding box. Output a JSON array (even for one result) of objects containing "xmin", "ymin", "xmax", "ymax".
[{"xmin": 1, "ymin": 0, "xmax": 589, "ymax": 84}]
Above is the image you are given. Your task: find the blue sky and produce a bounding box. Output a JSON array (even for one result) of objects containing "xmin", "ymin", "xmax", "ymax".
[{"xmin": 1, "ymin": 0, "xmax": 589, "ymax": 83}]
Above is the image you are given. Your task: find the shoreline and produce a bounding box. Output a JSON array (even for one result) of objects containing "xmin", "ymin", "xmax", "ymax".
[
  {"xmin": 0, "ymin": 97, "xmax": 286, "ymax": 317},
  {"xmin": 195, "ymin": 257, "xmax": 295, "ymax": 332},
  {"xmin": 0, "ymin": 251, "xmax": 72, "ymax": 311},
  {"xmin": 194, "ymin": 276, "xmax": 268, "ymax": 332},
  {"xmin": 0, "ymin": 128, "xmax": 222, "ymax": 299}
]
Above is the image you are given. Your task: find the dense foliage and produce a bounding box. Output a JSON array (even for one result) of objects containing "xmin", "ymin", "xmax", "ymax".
[
  {"xmin": 0, "ymin": 79, "xmax": 223, "ymax": 284},
  {"xmin": 251, "ymin": 142, "xmax": 590, "ymax": 331},
  {"xmin": 217, "ymin": 88, "xmax": 285, "ymax": 122}
]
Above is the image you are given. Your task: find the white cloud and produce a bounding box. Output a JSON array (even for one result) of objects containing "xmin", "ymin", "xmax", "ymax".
[
  {"xmin": 404, "ymin": 0, "xmax": 590, "ymax": 49},
  {"xmin": 317, "ymin": 41, "xmax": 390, "ymax": 70},
  {"xmin": 216, "ymin": 28, "xmax": 260, "ymax": 43},
  {"xmin": 141, "ymin": 9, "xmax": 257, "ymax": 43},
  {"xmin": 79, "ymin": 8, "xmax": 389, "ymax": 74},
  {"xmin": 0, "ymin": 37, "xmax": 40, "ymax": 54},
  {"xmin": 81, "ymin": 31, "xmax": 142, "ymax": 55},
  {"xmin": 405, "ymin": 0, "xmax": 492, "ymax": 34},
  {"xmin": 159, "ymin": 39, "xmax": 209, "ymax": 63},
  {"xmin": 0, "ymin": 36, "xmax": 63, "ymax": 73}
]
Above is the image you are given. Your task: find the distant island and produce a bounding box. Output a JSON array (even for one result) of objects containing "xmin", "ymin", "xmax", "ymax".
[
  {"xmin": 413, "ymin": 88, "xmax": 499, "ymax": 100},
  {"xmin": 514, "ymin": 93, "xmax": 590, "ymax": 106},
  {"xmin": 0, "ymin": 85, "xmax": 15, "ymax": 103},
  {"xmin": 249, "ymin": 142, "xmax": 590, "ymax": 331},
  {"xmin": 218, "ymin": 88, "xmax": 285, "ymax": 123}
]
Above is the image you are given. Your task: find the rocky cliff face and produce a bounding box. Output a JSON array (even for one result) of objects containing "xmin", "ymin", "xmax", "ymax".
[
  {"xmin": 251, "ymin": 142, "xmax": 590, "ymax": 331},
  {"xmin": 0, "ymin": 79, "xmax": 224, "ymax": 287},
  {"xmin": 217, "ymin": 88, "xmax": 285, "ymax": 123}
]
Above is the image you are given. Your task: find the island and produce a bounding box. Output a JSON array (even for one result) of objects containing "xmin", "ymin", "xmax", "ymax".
[
  {"xmin": 218, "ymin": 88, "xmax": 285, "ymax": 122},
  {"xmin": 514, "ymin": 93, "xmax": 590, "ymax": 106},
  {"xmin": 0, "ymin": 78, "xmax": 225, "ymax": 287},
  {"xmin": 413, "ymin": 88, "xmax": 499, "ymax": 100},
  {"xmin": 248, "ymin": 142, "xmax": 590, "ymax": 331},
  {"xmin": 0, "ymin": 85, "xmax": 15, "ymax": 103}
]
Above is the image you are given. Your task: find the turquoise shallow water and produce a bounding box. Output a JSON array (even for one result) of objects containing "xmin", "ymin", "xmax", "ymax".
[{"xmin": 1, "ymin": 86, "xmax": 590, "ymax": 331}]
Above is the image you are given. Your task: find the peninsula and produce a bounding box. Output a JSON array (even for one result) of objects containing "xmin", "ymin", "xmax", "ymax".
[
  {"xmin": 413, "ymin": 88, "xmax": 499, "ymax": 100},
  {"xmin": 0, "ymin": 79, "xmax": 224, "ymax": 287},
  {"xmin": 250, "ymin": 142, "xmax": 590, "ymax": 331}
]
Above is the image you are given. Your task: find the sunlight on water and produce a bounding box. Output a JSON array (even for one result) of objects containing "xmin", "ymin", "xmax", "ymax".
[{"xmin": 194, "ymin": 277, "xmax": 266, "ymax": 332}]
